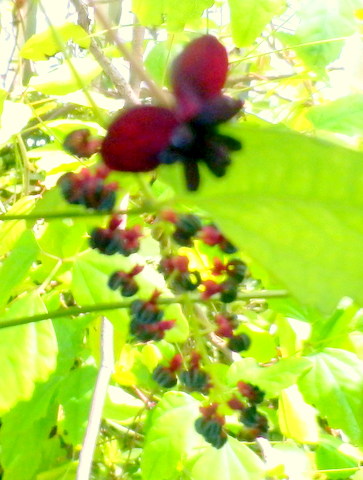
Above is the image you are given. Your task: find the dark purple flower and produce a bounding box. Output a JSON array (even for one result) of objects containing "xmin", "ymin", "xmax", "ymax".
[{"xmin": 101, "ymin": 35, "xmax": 243, "ymax": 191}]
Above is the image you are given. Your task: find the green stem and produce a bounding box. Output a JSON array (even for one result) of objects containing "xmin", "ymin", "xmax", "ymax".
[
  {"xmin": 0, "ymin": 290, "xmax": 288, "ymax": 330},
  {"xmin": 0, "ymin": 207, "xmax": 153, "ymax": 222}
]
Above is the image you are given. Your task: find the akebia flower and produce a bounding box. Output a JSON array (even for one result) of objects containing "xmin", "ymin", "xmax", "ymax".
[{"xmin": 101, "ymin": 35, "xmax": 243, "ymax": 191}]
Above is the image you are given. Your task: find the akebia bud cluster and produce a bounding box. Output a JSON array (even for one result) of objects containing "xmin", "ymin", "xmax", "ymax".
[
  {"xmin": 159, "ymin": 255, "xmax": 201, "ymax": 292},
  {"xmin": 90, "ymin": 219, "xmax": 142, "ymax": 256},
  {"xmin": 58, "ymin": 167, "xmax": 118, "ymax": 211},
  {"xmin": 228, "ymin": 381, "xmax": 268, "ymax": 440},
  {"xmin": 100, "ymin": 35, "xmax": 243, "ymax": 191},
  {"xmin": 108, "ymin": 265, "xmax": 144, "ymax": 297},
  {"xmin": 152, "ymin": 354, "xmax": 183, "ymax": 388},
  {"xmin": 215, "ymin": 312, "xmax": 251, "ymax": 353},
  {"xmin": 179, "ymin": 352, "xmax": 210, "ymax": 392},
  {"xmin": 201, "ymin": 257, "xmax": 248, "ymax": 304},
  {"xmin": 195, "ymin": 403, "xmax": 227, "ymax": 449},
  {"xmin": 129, "ymin": 291, "xmax": 175, "ymax": 342}
]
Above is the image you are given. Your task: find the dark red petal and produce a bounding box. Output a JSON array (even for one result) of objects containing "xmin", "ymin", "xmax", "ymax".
[
  {"xmin": 171, "ymin": 35, "xmax": 229, "ymax": 120},
  {"xmin": 101, "ymin": 106, "xmax": 179, "ymax": 172}
]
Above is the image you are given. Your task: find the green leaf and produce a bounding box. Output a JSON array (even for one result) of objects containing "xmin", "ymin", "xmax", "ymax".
[
  {"xmin": 188, "ymin": 437, "xmax": 265, "ymax": 480},
  {"xmin": 103, "ymin": 386, "xmax": 144, "ymax": 423},
  {"xmin": 0, "ymin": 230, "xmax": 39, "ymax": 310},
  {"xmin": 20, "ymin": 23, "xmax": 90, "ymax": 61},
  {"xmin": 132, "ymin": 0, "xmax": 163, "ymax": 25},
  {"xmin": 298, "ymin": 348, "xmax": 363, "ymax": 445},
  {"xmin": 132, "ymin": 0, "xmax": 214, "ymax": 30},
  {"xmin": 0, "ymin": 377, "xmax": 61, "ymax": 480},
  {"xmin": 307, "ymin": 94, "xmax": 363, "ymax": 135},
  {"xmin": 260, "ymin": 441, "xmax": 313, "ymax": 480},
  {"xmin": 278, "ymin": 385, "xmax": 319, "ymax": 444},
  {"xmin": 316, "ymin": 434, "xmax": 359, "ymax": 479},
  {"xmin": 228, "ymin": 0, "xmax": 286, "ymax": 47},
  {"xmin": 35, "ymin": 462, "xmax": 78, "ymax": 480},
  {"xmin": 159, "ymin": 123, "xmax": 363, "ymax": 313},
  {"xmin": 71, "ymin": 249, "xmax": 163, "ymax": 305},
  {"xmin": 141, "ymin": 392, "xmax": 203, "ymax": 480},
  {"xmin": 57, "ymin": 365, "xmax": 98, "ymax": 445},
  {"xmin": 0, "ymin": 195, "xmax": 37, "ymax": 255},
  {"xmin": 278, "ymin": 0, "xmax": 363, "ymax": 69},
  {"xmin": 164, "ymin": 303, "xmax": 190, "ymax": 343},
  {"xmin": 235, "ymin": 324, "xmax": 276, "ymax": 363},
  {"xmin": 0, "ymin": 293, "xmax": 58, "ymax": 415},
  {"xmin": 227, "ymin": 357, "xmax": 311, "ymax": 397},
  {"xmin": 144, "ymin": 41, "xmax": 177, "ymax": 86},
  {"xmin": 29, "ymin": 56, "xmax": 102, "ymax": 95},
  {"xmin": 37, "ymin": 219, "xmax": 89, "ymax": 259}
]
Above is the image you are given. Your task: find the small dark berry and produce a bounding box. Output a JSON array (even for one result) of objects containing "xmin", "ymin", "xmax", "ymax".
[
  {"xmin": 121, "ymin": 278, "xmax": 139, "ymax": 297},
  {"xmin": 237, "ymin": 382, "xmax": 265, "ymax": 404},
  {"xmin": 176, "ymin": 214, "xmax": 202, "ymax": 236},
  {"xmin": 220, "ymin": 279, "xmax": 238, "ymax": 303},
  {"xmin": 226, "ymin": 259, "xmax": 247, "ymax": 282},
  {"xmin": 152, "ymin": 366, "xmax": 177, "ymax": 388},
  {"xmin": 220, "ymin": 239, "xmax": 238, "ymax": 254},
  {"xmin": 180, "ymin": 369, "xmax": 209, "ymax": 391},
  {"xmin": 227, "ymin": 334, "xmax": 251, "ymax": 352},
  {"xmin": 175, "ymin": 271, "xmax": 201, "ymax": 291}
]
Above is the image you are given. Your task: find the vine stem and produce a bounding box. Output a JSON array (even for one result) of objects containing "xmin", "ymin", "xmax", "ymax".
[
  {"xmin": 0, "ymin": 290, "xmax": 288, "ymax": 330},
  {"xmin": 86, "ymin": 0, "xmax": 172, "ymax": 107},
  {"xmin": 76, "ymin": 317, "xmax": 114, "ymax": 480},
  {"xmin": 0, "ymin": 206, "xmax": 157, "ymax": 221}
]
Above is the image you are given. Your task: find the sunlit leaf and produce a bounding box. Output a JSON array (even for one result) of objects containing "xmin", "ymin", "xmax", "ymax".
[
  {"xmin": 141, "ymin": 392, "xmax": 203, "ymax": 480},
  {"xmin": 188, "ymin": 437, "xmax": 265, "ymax": 480},
  {"xmin": 20, "ymin": 23, "xmax": 90, "ymax": 61},
  {"xmin": 278, "ymin": 0, "xmax": 363, "ymax": 69},
  {"xmin": 57, "ymin": 365, "xmax": 98, "ymax": 445},
  {"xmin": 298, "ymin": 348, "xmax": 363, "ymax": 445},
  {"xmin": 0, "ymin": 230, "xmax": 39, "ymax": 310},
  {"xmin": 278, "ymin": 385, "xmax": 319, "ymax": 443},
  {"xmin": 159, "ymin": 123, "xmax": 363, "ymax": 313},
  {"xmin": 0, "ymin": 293, "xmax": 57, "ymax": 415},
  {"xmin": 228, "ymin": 0, "xmax": 286, "ymax": 46},
  {"xmin": 227, "ymin": 357, "xmax": 311, "ymax": 397},
  {"xmin": 307, "ymin": 94, "xmax": 363, "ymax": 135},
  {"xmin": 132, "ymin": 0, "xmax": 213, "ymax": 30},
  {"xmin": 29, "ymin": 57, "xmax": 102, "ymax": 95}
]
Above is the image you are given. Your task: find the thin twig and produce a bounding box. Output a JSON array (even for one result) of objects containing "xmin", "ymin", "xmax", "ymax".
[
  {"xmin": 77, "ymin": 317, "xmax": 114, "ymax": 480},
  {"xmin": 71, "ymin": 0, "xmax": 138, "ymax": 105},
  {"xmin": 0, "ymin": 205, "xmax": 154, "ymax": 221},
  {"xmin": 87, "ymin": 0, "xmax": 171, "ymax": 107},
  {"xmin": 0, "ymin": 290, "xmax": 288, "ymax": 330},
  {"xmin": 129, "ymin": 16, "xmax": 145, "ymax": 101}
]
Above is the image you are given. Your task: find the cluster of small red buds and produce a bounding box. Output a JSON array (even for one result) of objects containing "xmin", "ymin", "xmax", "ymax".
[
  {"xmin": 195, "ymin": 403, "xmax": 227, "ymax": 449},
  {"xmin": 198, "ymin": 224, "xmax": 237, "ymax": 253},
  {"xmin": 228, "ymin": 381, "xmax": 268, "ymax": 440},
  {"xmin": 58, "ymin": 166, "xmax": 118, "ymax": 211},
  {"xmin": 129, "ymin": 291, "xmax": 175, "ymax": 342},
  {"xmin": 201, "ymin": 257, "xmax": 247, "ymax": 304},
  {"xmin": 214, "ymin": 313, "xmax": 251, "ymax": 352},
  {"xmin": 152, "ymin": 354, "xmax": 183, "ymax": 388},
  {"xmin": 108, "ymin": 265, "xmax": 144, "ymax": 297},
  {"xmin": 159, "ymin": 255, "xmax": 201, "ymax": 292},
  {"xmin": 90, "ymin": 216, "xmax": 143, "ymax": 256},
  {"xmin": 179, "ymin": 352, "xmax": 210, "ymax": 392}
]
